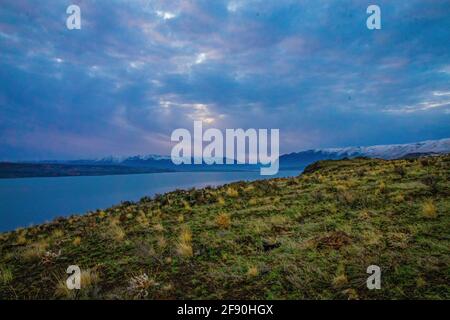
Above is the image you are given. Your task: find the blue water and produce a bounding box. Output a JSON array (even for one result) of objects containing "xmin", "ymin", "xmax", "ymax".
[{"xmin": 0, "ymin": 170, "xmax": 300, "ymax": 232}]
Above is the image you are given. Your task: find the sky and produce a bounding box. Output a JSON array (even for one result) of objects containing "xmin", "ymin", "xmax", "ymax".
[{"xmin": 0, "ymin": 0, "xmax": 449, "ymax": 161}]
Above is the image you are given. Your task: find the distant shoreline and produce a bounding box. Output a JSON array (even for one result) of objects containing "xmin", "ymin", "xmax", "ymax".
[{"xmin": 0, "ymin": 162, "xmax": 274, "ymax": 179}]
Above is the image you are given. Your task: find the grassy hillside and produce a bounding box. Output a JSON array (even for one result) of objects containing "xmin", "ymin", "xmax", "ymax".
[{"xmin": 0, "ymin": 156, "xmax": 449, "ymax": 299}]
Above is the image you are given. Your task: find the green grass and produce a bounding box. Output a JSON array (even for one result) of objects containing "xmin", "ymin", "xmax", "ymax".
[{"xmin": 0, "ymin": 155, "xmax": 449, "ymax": 299}]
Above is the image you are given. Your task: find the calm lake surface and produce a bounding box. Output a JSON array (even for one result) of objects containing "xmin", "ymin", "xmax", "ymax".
[{"xmin": 0, "ymin": 170, "xmax": 300, "ymax": 232}]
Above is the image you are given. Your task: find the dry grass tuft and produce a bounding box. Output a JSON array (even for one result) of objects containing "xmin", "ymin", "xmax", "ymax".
[
  {"xmin": 215, "ymin": 213, "xmax": 231, "ymax": 229},
  {"xmin": 154, "ymin": 223, "xmax": 165, "ymax": 232},
  {"xmin": 0, "ymin": 265, "xmax": 13, "ymax": 285},
  {"xmin": 21, "ymin": 240, "xmax": 49, "ymax": 261},
  {"xmin": 182, "ymin": 200, "xmax": 192, "ymax": 213},
  {"xmin": 244, "ymin": 185, "xmax": 255, "ymax": 193},
  {"xmin": 216, "ymin": 196, "xmax": 225, "ymax": 206},
  {"xmin": 378, "ymin": 181, "xmax": 386, "ymax": 194},
  {"xmin": 247, "ymin": 266, "xmax": 259, "ymax": 277},
  {"xmin": 179, "ymin": 226, "xmax": 192, "ymax": 243},
  {"xmin": 55, "ymin": 278, "xmax": 76, "ymax": 299},
  {"xmin": 108, "ymin": 218, "xmax": 125, "ymax": 241},
  {"xmin": 80, "ymin": 269, "xmax": 100, "ymax": 288},
  {"xmin": 136, "ymin": 211, "xmax": 150, "ymax": 227},
  {"xmin": 52, "ymin": 229, "xmax": 64, "ymax": 238},
  {"xmin": 342, "ymin": 288, "xmax": 359, "ymax": 300},
  {"xmin": 332, "ymin": 273, "xmax": 348, "ymax": 288},
  {"xmin": 162, "ymin": 283, "xmax": 173, "ymax": 292},
  {"xmin": 225, "ymin": 187, "xmax": 239, "ymax": 198},
  {"xmin": 54, "ymin": 268, "xmax": 99, "ymax": 299},
  {"xmin": 336, "ymin": 185, "xmax": 355, "ymax": 205},
  {"xmin": 176, "ymin": 226, "xmax": 193, "ymax": 258},
  {"xmin": 358, "ymin": 210, "xmax": 370, "ymax": 220},
  {"xmin": 16, "ymin": 233, "xmax": 27, "ymax": 245},
  {"xmin": 416, "ymin": 277, "xmax": 426, "ymax": 288},
  {"xmin": 176, "ymin": 241, "xmax": 193, "ymax": 258},
  {"xmin": 422, "ymin": 200, "xmax": 437, "ymax": 218},
  {"xmin": 393, "ymin": 194, "xmax": 405, "ymax": 203},
  {"xmin": 73, "ymin": 236, "xmax": 81, "ymax": 246}
]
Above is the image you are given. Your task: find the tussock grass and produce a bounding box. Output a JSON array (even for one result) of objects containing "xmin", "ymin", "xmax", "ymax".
[
  {"xmin": 215, "ymin": 213, "xmax": 231, "ymax": 229},
  {"xmin": 73, "ymin": 236, "xmax": 81, "ymax": 246},
  {"xmin": 332, "ymin": 273, "xmax": 348, "ymax": 288},
  {"xmin": 52, "ymin": 229, "xmax": 64, "ymax": 239},
  {"xmin": 54, "ymin": 268, "xmax": 99, "ymax": 299},
  {"xmin": 136, "ymin": 211, "xmax": 150, "ymax": 227},
  {"xmin": 378, "ymin": 181, "xmax": 387, "ymax": 194},
  {"xmin": 176, "ymin": 241, "xmax": 193, "ymax": 258},
  {"xmin": 246, "ymin": 266, "xmax": 259, "ymax": 277},
  {"xmin": 176, "ymin": 226, "xmax": 193, "ymax": 258},
  {"xmin": 422, "ymin": 199, "xmax": 437, "ymax": 218},
  {"xmin": 179, "ymin": 226, "xmax": 192, "ymax": 243},
  {"xmin": 109, "ymin": 221, "xmax": 126, "ymax": 242},
  {"xmin": 55, "ymin": 277, "xmax": 76, "ymax": 299},
  {"xmin": 226, "ymin": 187, "xmax": 239, "ymax": 198},
  {"xmin": 80, "ymin": 269, "xmax": 99, "ymax": 288},
  {"xmin": 0, "ymin": 265, "xmax": 13, "ymax": 285},
  {"xmin": 16, "ymin": 231, "xmax": 27, "ymax": 246},
  {"xmin": 16, "ymin": 233, "xmax": 27, "ymax": 246},
  {"xmin": 216, "ymin": 196, "xmax": 226, "ymax": 206},
  {"xmin": 21, "ymin": 240, "xmax": 48, "ymax": 261}
]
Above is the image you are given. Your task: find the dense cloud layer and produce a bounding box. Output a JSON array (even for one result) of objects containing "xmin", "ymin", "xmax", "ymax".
[{"xmin": 0, "ymin": 0, "xmax": 449, "ymax": 160}]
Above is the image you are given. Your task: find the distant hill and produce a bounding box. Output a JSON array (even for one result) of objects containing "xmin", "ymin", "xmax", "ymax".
[
  {"xmin": 0, "ymin": 162, "xmax": 173, "ymax": 179},
  {"xmin": 1, "ymin": 138, "xmax": 449, "ymax": 178},
  {"xmin": 92, "ymin": 138, "xmax": 450, "ymax": 170}
]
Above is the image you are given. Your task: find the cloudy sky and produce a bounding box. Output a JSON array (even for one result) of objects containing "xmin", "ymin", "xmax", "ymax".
[{"xmin": 0, "ymin": 0, "xmax": 449, "ymax": 160}]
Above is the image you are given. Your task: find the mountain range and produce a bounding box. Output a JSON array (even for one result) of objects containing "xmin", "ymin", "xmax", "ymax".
[
  {"xmin": 280, "ymin": 138, "xmax": 450, "ymax": 169},
  {"xmin": 1, "ymin": 138, "xmax": 449, "ymax": 178}
]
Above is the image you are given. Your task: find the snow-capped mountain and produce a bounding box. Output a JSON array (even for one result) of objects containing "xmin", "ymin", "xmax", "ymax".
[
  {"xmin": 76, "ymin": 138, "xmax": 450, "ymax": 169},
  {"xmin": 280, "ymin": 138, "xmax": 450, "ymax": 168},
  {"xmin": 3, "ymin": 138, "xmax": 449, "ymax": 179},
  {"xmin": 317, "ymin": 138, "xmax": 450, "ymax": 159},
  {"xmin": 95, "ymin": 154, "xmax": 171, "ymax": 164}
]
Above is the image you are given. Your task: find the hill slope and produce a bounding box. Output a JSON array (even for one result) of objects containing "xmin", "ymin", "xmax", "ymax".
[{"xmin": 0, "ymin": 155, "xmax": 449, "ymax": 299}]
